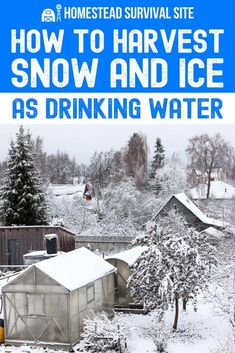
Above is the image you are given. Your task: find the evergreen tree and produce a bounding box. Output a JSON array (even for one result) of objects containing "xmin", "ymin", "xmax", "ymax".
[
  {"xmin": 0, "ymin": 126, "xmax": 47, "ymax": 226},
  {"xmin": 150, "ymin": 138, "xmax": 165, "ymax": 179},
  {"xmin": 128, "ymin": 210, "xmax": 217, "ymax": 330}
]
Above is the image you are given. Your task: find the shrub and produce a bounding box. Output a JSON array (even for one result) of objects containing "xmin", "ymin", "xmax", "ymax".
[{"xmin": 81, "ymin": 312, "xmax": 130, "ymax": 352}]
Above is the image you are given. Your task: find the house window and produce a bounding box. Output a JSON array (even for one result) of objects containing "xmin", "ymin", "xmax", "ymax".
[
  {"xmin": 87, "ymin": 284, "xmax": 94, "ymax": 303},
  {"xmin": 27, "ymin": 294, "xmax": 45, "ymax": 316}
]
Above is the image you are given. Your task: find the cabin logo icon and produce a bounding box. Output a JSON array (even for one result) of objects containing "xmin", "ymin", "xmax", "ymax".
[
  {"xmin": 41, "ymin": 8, "xmax": 56, "ymax": 22},
  {"xmin": 41, "ymin": 4, "xmax": 62, "ymax": 22}
]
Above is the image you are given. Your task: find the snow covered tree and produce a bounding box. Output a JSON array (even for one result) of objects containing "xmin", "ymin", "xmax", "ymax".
[
  {"xmin": 150, "ymin": 138, "xmax": 165, "ymax": 179},
  {"xmin": 128, "ymin": 211, "xmax": 217, "ymax": 330},
  {"xmin": 153, "ymin": 154, "xmax": 187, "ymax": 197},
  {"xmin": 47, "ymin": 191, "xmax": 96, "ymax": 234},
  {"xmin": 110, "ymin": 150, "xmax": 126, "ymax": 183},
  {"xmin": 88, "ymin": 150, "xmax": 114, "ymax": 188},
  {"xmin": 186, "ymin": 134, "xmax": 235, "ymax": 199},
  {"xmin": 0, "ymin": 126, "xmax": 47, "ymax": 226},
  {"xmin": 124, "ymin": 133, "xmax": 148, "ymax": 188},
  {"xmin": 47, "ymin": 150, "xmax": 78, "ymax": 184},
  {"xmin": 33, "ymin": 136, "xmax": 48, "ymax": 183},
  {"xmin": 208, "ymin": 263, "xmax": 235, "ymax": 338}
]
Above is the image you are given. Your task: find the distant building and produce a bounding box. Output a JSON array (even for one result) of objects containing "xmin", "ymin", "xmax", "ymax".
[
  {"xmin": 155, "ymin": 193, "xmax": 228, "ymax": 231},
  {"xmin": 83, "ymin": 183, "xmax": 93, "ymax": 200}
]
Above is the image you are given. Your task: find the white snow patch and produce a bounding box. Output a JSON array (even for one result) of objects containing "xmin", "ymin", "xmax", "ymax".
[
  {"xmin": 190, "ymin": 181, "xmax": 235, "ymax": 199},
  {"xmin": 44, "ymin": 233, "xmax": 58, "ymax": 240},
  {"xmin": 48, "ymin": 183, "xmax": 85, "ymax": 197},
  {"xmin": 166, "ymin": 298, "xmax": 232, "ymax": 353},
  {"xmin": 23, "ymin": 250, "xmax": 64, "ymax": 258}
]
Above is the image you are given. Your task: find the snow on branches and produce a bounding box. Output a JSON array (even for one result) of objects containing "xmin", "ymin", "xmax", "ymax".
[
  {"xmin": 128, "ymin": 210, "xmax": 217, "ymax": 330},
  {"xmin": 0, "ymin": 126, "xmax": 47, "ymax": 225},
  {"xmin": 81, "ymin": 312, "xmax": 131, "ymax": 352}
]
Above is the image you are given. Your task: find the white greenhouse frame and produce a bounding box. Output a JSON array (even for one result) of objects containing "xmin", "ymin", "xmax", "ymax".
[{"xmin": 2, "ymin": 248, "xmax": 116, "ymax": 350}]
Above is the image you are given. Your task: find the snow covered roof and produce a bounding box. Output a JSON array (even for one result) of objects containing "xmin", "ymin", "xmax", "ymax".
[
  {"xmin": 106, "ymin": 246, "xmax": 147, "ymax": 267},
  {"xmin": 200, "ymin": 227, "xmax": 224, "ymax": 239},
  {"xmin": 44, "ymin": 233, "xmax": 58, "ymax": 240},
  {"xmin": 34, "ymin": 247, "xmax": 116, "ymax": 291},
  {"xmin": 23, "ymin": 250, "xmax": 64, "ymax": 258},
  {"xmin": 174, "ymin": 193, "xmax": 227, "ymax": 228},
  {"xmin": 190, "ymin": 181, "xmax": 235, "ymax": 199}
]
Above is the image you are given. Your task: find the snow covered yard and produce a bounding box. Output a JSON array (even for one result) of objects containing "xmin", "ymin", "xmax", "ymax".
[
  {"xmin": 114, "ymin": 297, "xmax": 232, "ymax": 353},
  {"xmin": 166, "ymin": 299, "xmax": 232, "ymax": 353},
  {"xmin": 0, "ymin": 293, "xmax": 232, "ymax": 353}
]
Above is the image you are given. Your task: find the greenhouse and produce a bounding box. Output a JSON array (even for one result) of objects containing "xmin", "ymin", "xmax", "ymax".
[
  {"xmin": 2, "ymin": 247, "xmax": 116, "ymax": 349},
  {"xmin": 106, "ymin": 246, "xmax": 146, "ymax": 307}
]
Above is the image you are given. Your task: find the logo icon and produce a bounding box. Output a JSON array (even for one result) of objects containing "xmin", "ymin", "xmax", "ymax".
[
  {"xmin": 41, "ymin": 4, "xmax": 63, "ymax": 23},
  {"xmin": 56, "ymin": 4, "xmax": 62, "ymax": 22},
  {"xmin": 41, "ymin": 8, "xmax": 56, "ymax": 22}
]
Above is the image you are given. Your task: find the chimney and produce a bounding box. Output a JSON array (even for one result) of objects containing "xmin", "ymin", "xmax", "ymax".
[{"xmin": 44, "ymin": 234, "xmax": 58, "ymax": 254}]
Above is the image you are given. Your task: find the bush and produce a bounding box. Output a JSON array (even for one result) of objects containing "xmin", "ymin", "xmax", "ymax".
[
  {"xmin": 81, "ymin": 312, "xmax": 130, "ymax": 352},
  {"xmin": 150, "ymin": 314, "xmax": 169, "ymax": 353}
]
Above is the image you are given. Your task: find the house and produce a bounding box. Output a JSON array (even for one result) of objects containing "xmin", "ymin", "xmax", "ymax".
[
  {"xmin": 156, "ymin": 193, "xmax": 228, "ymax": 231},
  {"xmin": 2, "ymin": 247, "xmax": 116, "ymax": 349},
  {"xmin": 83, "ymin": 183, "xmax": 93, "ymax": 201},
  {"xmin": 106, "ymin": 246, "xmax": 147, "ymax": 307},
  {"xmin": 0, "ymin": 226, "xmax": 75, "ymax": 265}
]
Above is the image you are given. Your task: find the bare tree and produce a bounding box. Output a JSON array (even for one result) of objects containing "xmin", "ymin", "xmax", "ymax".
[{"xmin": 186, "ymin": 134, "xmax": 235, "ymax": 199}]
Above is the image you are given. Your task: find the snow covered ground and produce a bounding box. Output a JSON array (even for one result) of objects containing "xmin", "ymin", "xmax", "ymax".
[
  {"xmin": 0, "ymin": 293, "xmax": 232, "ymax": 353},
  {"xmin": 190, "ymin": 181, "xmax": 235, "ymax": 199},
  {"xmin": 116, "ymin": 297, "xmax": 232, "ymax": 353},
  {"xmin": 48, "ymin": 184, "xmax": 86, "ymax": 198}
]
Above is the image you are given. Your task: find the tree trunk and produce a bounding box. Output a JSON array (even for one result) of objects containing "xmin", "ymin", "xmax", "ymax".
[
  {"xmin": 173, "ymin": 296, "xmax": 179, "ymax": 331},
  {"xmin": 206, "ymin": 168, "xmax": 212, "ymax": 199},
  {"xmin": 206, "ymin": 178, "xmax": 211, "ymax": 199},
  {"xmin": 183, "ymin": 298, "xmax": 187, "ymax": 311}
]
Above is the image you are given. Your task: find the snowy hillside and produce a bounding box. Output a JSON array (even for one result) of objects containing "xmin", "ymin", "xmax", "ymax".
[{"xmin": 190, "ymin": 181, "xmax": 235, "ymax": 199}]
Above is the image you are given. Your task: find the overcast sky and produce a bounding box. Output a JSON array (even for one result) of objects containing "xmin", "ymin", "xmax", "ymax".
[{"xmin": 0, "ymin": 125, "xmax": 234, "ymax": 164}]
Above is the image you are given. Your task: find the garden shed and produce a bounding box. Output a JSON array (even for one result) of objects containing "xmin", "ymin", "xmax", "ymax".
[
  {"xmin": 106, "ymin": 246, "xmax": 147, "ymax": 307},
  {"xmin": 2, "ymin": 247, "xmax": 116, "ymax": 349}
]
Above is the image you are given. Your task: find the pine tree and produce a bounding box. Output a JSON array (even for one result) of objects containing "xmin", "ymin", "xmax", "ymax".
[
  {"xmin": 0, "ymin": 126, "xmax": 47, "ymax": 226},
  {"xmin": 150, "ymin": 138, "xmax": 165, "ymax": 179},
  {"xmin": 128, "ymin": 210, "xmax": 217, "ymax": 331}
]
